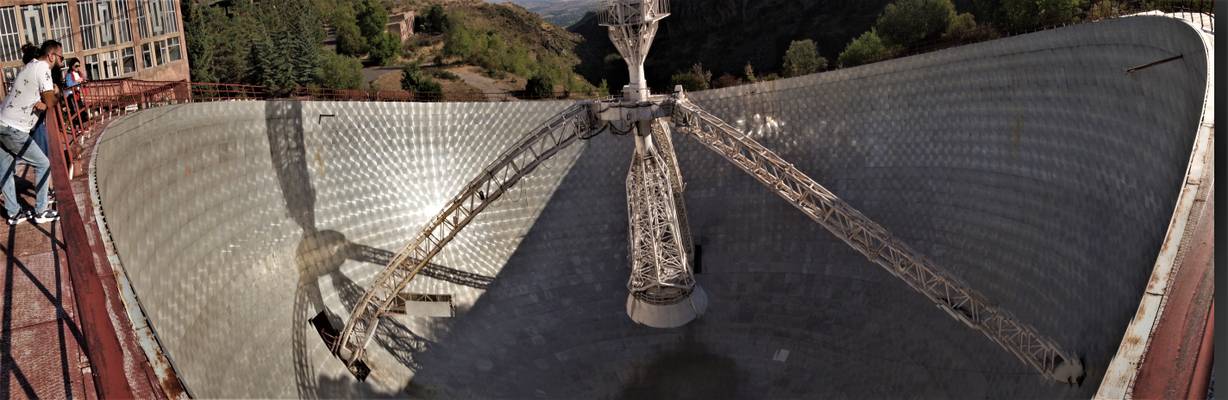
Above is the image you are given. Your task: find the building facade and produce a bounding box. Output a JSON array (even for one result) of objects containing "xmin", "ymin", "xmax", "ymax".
[
  {"xmin": 0, "ymin": 0, "xmax": 188, "ymax": 94},
  {"xmin": 386, "ymin": 11, "xmax": 413, "ymax": 43}
]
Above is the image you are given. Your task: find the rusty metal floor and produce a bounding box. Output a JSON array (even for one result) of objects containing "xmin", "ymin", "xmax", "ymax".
[
  {"xmin": 0, "ymin": 167, "xmax": 91, "ymax": 400},
  {"xmin": 0, "ymin": 142, "xmax": 170, "ymax": 399}
]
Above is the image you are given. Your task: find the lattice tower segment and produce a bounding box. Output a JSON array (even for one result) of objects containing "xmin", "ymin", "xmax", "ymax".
[
  {"xmin": 331, "ymin": 103, "xmax": 603, "ymax": 373},
  {"xmin": 669, "ymin": 97, "xmax": 1085, "ymax": 384},
  {"xmin": 600, "ymin": 0, "xmax": 670, "ymax": 100}
]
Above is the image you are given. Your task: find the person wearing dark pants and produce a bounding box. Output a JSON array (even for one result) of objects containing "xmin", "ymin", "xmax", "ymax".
[{"xmin": 0, "ymin": 40, "xmax": 62, "ymax": 225}]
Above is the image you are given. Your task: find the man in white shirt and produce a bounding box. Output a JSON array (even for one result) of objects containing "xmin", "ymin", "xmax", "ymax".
[{"xmin": 0, "ymin": 40, "xmax": 62, "ymax": 225}]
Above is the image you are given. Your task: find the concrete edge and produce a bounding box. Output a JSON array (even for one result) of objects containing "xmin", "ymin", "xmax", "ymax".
[{"xmin": 1093, "ymin": 13, "xmax": 1216, "ymax": 399}]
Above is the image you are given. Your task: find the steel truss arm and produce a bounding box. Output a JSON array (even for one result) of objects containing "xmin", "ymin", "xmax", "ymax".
[
  {"xmin": 670, "ymin": 99, "xmax": 1084, "ymax": 383},
  {"xmin": 332, "ymin": 102, "xmax": 602, "ymax": 371}
]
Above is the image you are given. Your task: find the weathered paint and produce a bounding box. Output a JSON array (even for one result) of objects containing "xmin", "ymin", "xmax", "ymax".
[{"xmin": 1093, "ymin": 12, "xmax": 1215, "ymax": 400}]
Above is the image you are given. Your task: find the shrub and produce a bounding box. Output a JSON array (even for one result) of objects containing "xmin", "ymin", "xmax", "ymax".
[
  {"xmin": 1087, "ymin": 0, "xmax": 1124, "ymax": 20},
  {"xmin": 743, "ymin": 62, "xmax": 757, "ymax": 83},
  {"xmin": 597, "ymin": 79, "xmax": 610, "ymax": 96},
  {"xmin": 356, "ymin": 0, "xmax": 389, "ymax": 39},
  {"xmin": 942, "ymin": 12, "xmax": 998, "ymax": 41},
  {"xmin": 368, "ymin": 31, "xmax": 401, "ymax": 65},
  {"xmin": 875, "ymin": 0, "xmax": 956, "ymax": 47},
  {"xmin": 1000, "ymin": 0, "xmax": 1087, "ymax": 31},
  {"xmin": 714, "ymin": 73, "xmax": 743, "ymax": 88},
  {"xmin": 781, "ymin": 39, "xmax": 827, "ymax": 77},
  {"xmin": 335, "ymin": 17, "xmax": 368, "ymax": 56},
  {"xmin": 416, "ymin": 5, "xmax": 452, "ymax": 34},
  {"xmin": 316, "ymin": 51, "xmax": 364, "ymax": 89},
  {"xmin": 401, "ymin": 63, "xmax": 442, "ymax": 94},
  {"xmin": 525, "ymin": 75, "xmax": 556, "ymax": 99},
  {"xmin": 432, "ymin": 70, "xmax": 461, "ymax": 81},
  {"xmin": 670, "ymin": 63, "xmax": 711, "ymax": 92},
  {"xmin": 838, "ymin": 30, "xmax": 893, "ymax": 67}
]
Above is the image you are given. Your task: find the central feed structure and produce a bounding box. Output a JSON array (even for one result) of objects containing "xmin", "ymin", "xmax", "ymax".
[{"xmin": 90, "ymin": 15, "xmax": 1208, "ymax": 399}]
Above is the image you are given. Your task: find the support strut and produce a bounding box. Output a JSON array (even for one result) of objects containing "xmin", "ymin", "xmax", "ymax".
[{"xmin": 670, "ymin": 97, "xmax": 1085, "ymax": 384}]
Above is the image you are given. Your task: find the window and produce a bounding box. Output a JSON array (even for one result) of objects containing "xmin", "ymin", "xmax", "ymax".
[
  {"xmin": 115, "ymin": 0, "xmax": 132, "ymax": 43},
  {"xmin": 141, "ymin": 42, "xmax": 151, "ymax": 67},
  {"xmin": 136, "ymin": 0, "xmax": 148, "ymax": 38},
  {"xmin": 98, "ymin": 50, "xmax": 121, "ymax": 78},
  {"xmin": 2, "ymin": 66, "xmax": 19, "ymax": 89},
  {"xmin": 167, "ymin": 37, "xmax": 180, "ymax": 61},
  {"xmin": 121, "ymin": 47, "xmax": 135, "ymax": 74},
  {"xmin": 96, "ymin": 0, "xmax": 115, "ymax": 47},
  {"xmin": 136, "ymin": 0, "xmax": 178, "ymax": 38},
  {"xmin": 0, "ymin": 7, "xmax": 19, "ymax": 62},
  {"xmin": 164, "ymin": 0, "xmax": 178, "ymax": 33},
  {"xmin": 153, "ymin": 39, "xmax": 165, "ymax": 66},
  {"xmin": 47, "ymin": 3, "xmax": 71, "ymax": 53},
  {"xmin": 78, "ymin": 1, "xmax": 98, "ymax": 50},
  {"xmin": 148, "ymin": 0, "xmax": 164, "ymax": 35},
  {"xmin": 21, "ymin": 5, "xmax": 45, "ymax": 47},
  {"xmin": 85, "ymin": 54, "xmax": 100, "ymax": 80}
]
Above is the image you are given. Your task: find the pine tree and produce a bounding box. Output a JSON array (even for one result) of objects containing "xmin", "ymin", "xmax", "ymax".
[
  {"xmin": 184, "ymin": 1, "xmax": 216, "ymax": 82},
  {"xmin": 356, "ymin": 0, "xmax": 390, "ymax": 39}
]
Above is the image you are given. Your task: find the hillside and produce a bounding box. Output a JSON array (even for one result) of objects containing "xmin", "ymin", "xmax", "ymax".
[
  {"xmin": 394, "ymin": 0, "xmax": 594, "ymax": 94},
  {"xmin": 571, "ymin": 0, "xmax": 892, "ymax": 92},
  {"xmin": 493, "ymin": 0, "xmax": 601, "ymax": 26}
]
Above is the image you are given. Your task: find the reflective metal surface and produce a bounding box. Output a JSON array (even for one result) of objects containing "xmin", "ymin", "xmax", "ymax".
[{"xmin": 92, "ymin": 15, "xmax": 1208, "ymax": 399}]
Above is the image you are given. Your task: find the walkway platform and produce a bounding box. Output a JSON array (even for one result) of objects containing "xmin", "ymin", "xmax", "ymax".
[{"xmin": 0, "ymin": 134, "xmax": 169, "ymax": 399}]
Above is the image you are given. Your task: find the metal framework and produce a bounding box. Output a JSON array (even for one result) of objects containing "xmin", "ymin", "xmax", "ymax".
[
  {"xmin": 330, "ymin": 93, "xmax": 1085, "ymax": 383},
  {"xmin": 625, "ymin": 128, "xmax": 694, "ymax": 304},
  {"xmin": 332, "ymin": 0, "xmax": 1082, "ymax": 382},
  {"xmin": 670, "ymin": 98, "xmax": 1084, "ymax": 383},
  {"xmin": 331, "ymin": 103, "xmax": 601, "ymax": 372},
  {"xmin": 599, "ymin": 0, "xmax": 669, "ymax": 100}
]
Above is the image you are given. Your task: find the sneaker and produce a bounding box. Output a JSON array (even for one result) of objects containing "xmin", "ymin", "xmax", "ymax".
[
  {"xmin": 32, "ymin": 209, "xmax": 58, "ymax": 224},
  {"xmin": 6, "ymin": 210, "xmax": 29, "ymax": 226}
]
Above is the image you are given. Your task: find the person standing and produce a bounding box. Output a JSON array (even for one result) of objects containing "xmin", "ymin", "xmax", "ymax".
[
  {"xmin": 18, "ymin": 44, "xmax": 50, "ymax": 156},
  {"xmin": 64, "ymin": 57, "xmax": 87, "ymax": 125},
  {"xmin": 0, "ymin": 40, "xmax": 62, "ymax": 225}
]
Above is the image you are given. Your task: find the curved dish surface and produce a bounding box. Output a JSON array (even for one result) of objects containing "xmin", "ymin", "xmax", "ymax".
[{"xmin": 92, "ymin": 15, "xmax": 1208, "ymax": 398}]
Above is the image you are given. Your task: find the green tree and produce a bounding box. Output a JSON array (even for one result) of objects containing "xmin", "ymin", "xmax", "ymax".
[
  {"xmin": 401, "ymin": 63, "xmax": 442, "ymax": 94},
  {"xmin": 335, "ymin": 15, "xmax": 368, "ymax": 56},
  {"xmin": 368, "ymin": 31, "xmax": 400, "ymax": 65},
  {"xmin": 416, "ymin": 5, "xmax": 452, "ymax": 34},
  {"xmin": 874, "ymin": 0, "xmax": 956, "ymax": 47},
  {"xmin": 1087, "ymin": 0, "xmax": 1123, "ymax": 20},
  {"xmin": 356, "ymin": 0, "xmax": 390, "ymax": 39},
  {"xmin": 248, "ymin": 33, "xmax": 293, "ymax": 91},
  {"xmin": 597, "ymin": 79, "xmax": 610, "ymax": 96},
  {"xmin": 183, "ymin": 1, "xmax": 217, "ymax": 82},
  {"xmin": 942, "ymin": 12, "xmax": 998, "ymax": 41},
  {"xmin": 838, "ymin": 30, "xmax": 893, "ymax": 67},
  {"xmin": 781, "ymin": 39, "xmax": 827, "ymax": 77},
  {"xmin": 317, "ymin": 51, "xmax": 363, "ymax": 89},
  {"xmin": 670, "ymin": 63, "xmax": 711, "ymax": 92},
  {"xmin": 1000, "ymin": 0, "xmax": 1087, "ymax": 31},
  {"xmin": 288, "ymin": 33, "xmax": 321, "ymax": 86},
  {"xmin": 200, "ymin": 0, "xmax": 262, "ymax": 84},
  {"xmin": 524, "ymin": 75, "xmax": 555, "ymax": 99}
]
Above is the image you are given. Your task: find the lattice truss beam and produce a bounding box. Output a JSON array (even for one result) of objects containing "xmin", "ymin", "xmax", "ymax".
[
  {"xmin": 670, "ymin": 99, "xmax": 1084, "ymax": 383},
  {"xmin": 332, "ymin": 103, "xmax": 601, "ymax": 370},
  {"xmin": 626, "ymin": 131, "xmax": 694, "ymax": 303}
]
